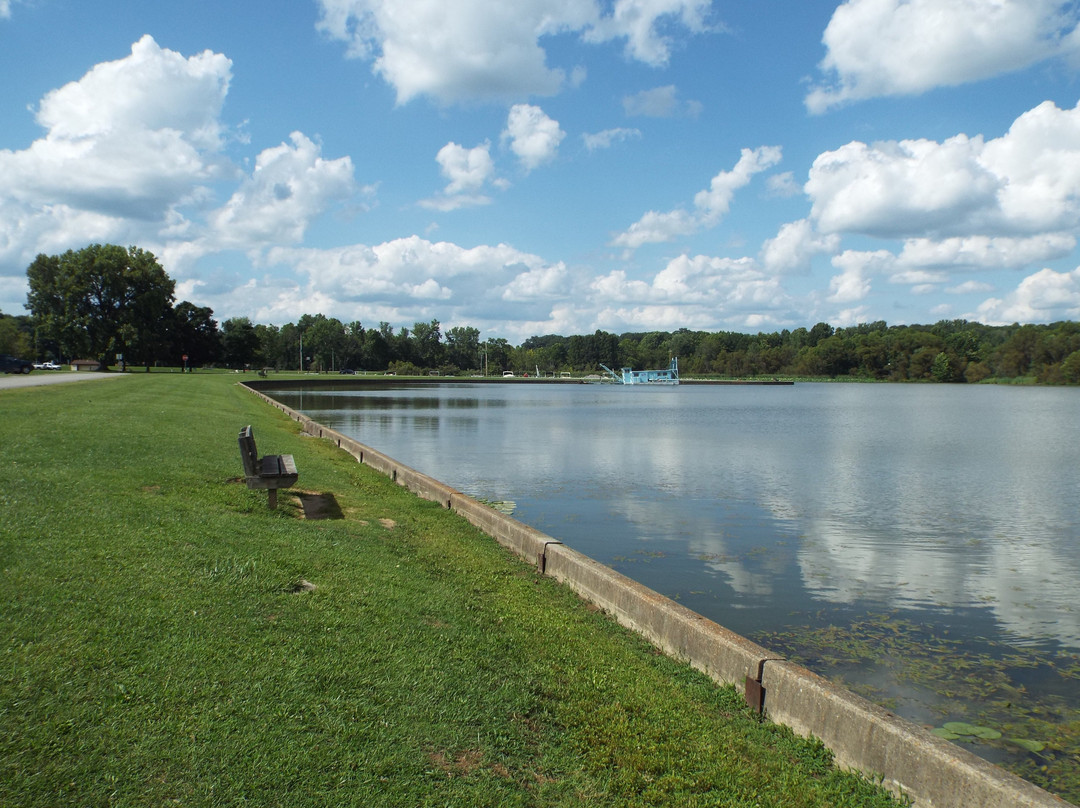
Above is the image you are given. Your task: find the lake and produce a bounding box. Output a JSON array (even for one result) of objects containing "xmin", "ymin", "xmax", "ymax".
[{"xmin": 267, "ymin": 380, "xmax": 1080, "ymax": 799}]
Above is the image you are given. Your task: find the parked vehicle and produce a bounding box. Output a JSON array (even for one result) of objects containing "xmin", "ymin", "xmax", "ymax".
[
  {"xmin": 33, "ymin": 361, "xmax": 62, "ymax": 370},
  {"xmin": 1, "ymin": 355, "xmax": 34, "ymax": 374}
]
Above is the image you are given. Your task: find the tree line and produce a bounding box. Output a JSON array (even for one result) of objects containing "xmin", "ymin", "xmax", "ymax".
[{"xmin": 4, "ymin": 243, "xmax": 1080, "ymax": 383}]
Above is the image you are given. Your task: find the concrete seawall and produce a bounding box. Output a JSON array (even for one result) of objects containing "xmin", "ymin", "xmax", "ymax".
[{"xmin": 243, "ymin": 381, "xmax": 1073, "ymax": 808}]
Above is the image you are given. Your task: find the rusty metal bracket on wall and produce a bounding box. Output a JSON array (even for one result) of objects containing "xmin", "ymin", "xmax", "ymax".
[
  {"xmin": 745, "ymin": 657, "xmax": 786, "ymax": 714},
  {"xmin": 537, "ymin": 540, "xmax": 563, "ymax": 574}
]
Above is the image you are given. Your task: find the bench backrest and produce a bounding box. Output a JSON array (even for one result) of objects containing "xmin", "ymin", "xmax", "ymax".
[{"xmin": 238, "ymin": 425, "xmax": 259, "ymax": 478}]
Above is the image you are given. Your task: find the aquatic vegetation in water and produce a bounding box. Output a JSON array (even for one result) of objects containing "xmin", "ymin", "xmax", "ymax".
[
  {"xmin": 1010, "ymin": 738, "xmax": 1047, "ymax": 753},
  {"xmin": 757, "ymin": 612, "xmax": 1080, "ymax": 803},
  {"xmin": 940, "ymin": 722, "xmax": 1002, "ymax": 740},
  {"xmin": 612, "ymin": 549, "xmax": 669, "ymax": 564},
  {"xmin": 475, "ymin": 497, "xmax": 516, "ymax": 515}
]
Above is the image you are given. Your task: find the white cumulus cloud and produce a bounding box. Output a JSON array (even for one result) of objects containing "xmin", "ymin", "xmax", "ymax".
[
  {"xmin": 948, "ymin": 279, "xmax": 996, "ymax": 295},
  {"xmin": 0, "ymin": 35, "xmax": 373, "ymax": 311},
  {"xmin": 760, "ymin": 219, "xmax": 841, "ymax": 275},
  {"xmin": 589, "ymin": 253, "xmax": 794, "ymax": 331},
  {"xmin": 0, "ymin": 35, "xmax": 233, "ymax": 272},
  {"xmin": 897, "ymin": 234, "xmax": 1076, "ymax": 271},
  {"xmin": 806, "ymin": 135, "xmax": 998, "ymax": 237},
  {"xmin": 248, "ymin": 236, "xmax": 800, "ymax": 339},
  {"xmin": 582, "ymin": 127, "xmax": 641, "ymax": 151},
  {"xmin": 501, "ymin": 262, "xmax": 570, "ymax": 301},
  {"xmin": 316, "ymin": 0, "xmax": 713, "ymax": 105},
  {"xmin": 817, "ymin": 231, "xmax": 1080, "ymax": 303},
  {"xmin": 613, "ymin": 145, "xmax": 782, "ymax": 248},
  {"xmin": 827, "ymin": 250, "xmax": 886, "ymax": 303},
  {"xmin": 973, "ymin": 267, "xmax": 1080, "ymax": 324},
  {"xmin": 807, "ymin": 0, "xmax": 1080, "ymax": 113},
  {"xmin": 585, "ymin": 0, "xmax": 711, "ymax": 64},
  {"xmin": 807, "ymin": 100, "xmax": 1080, "ymax": 241},
  {"xmin": 36, "ymin": 34, "xmax": 230, "ymax": 149},
  {"xmin": 503, "ymin": 104, "xmax": 565, "ymax": 172},
  {"xmin": 420, "ymin": 141, "xmax": 502, "ymax": 210},
  {"xmin": 765, "ymin": 171, "xmax": 801, "ymax": 198},
  {"xmin": 261, "ymin": 236, "xmax": 562, "ymax": 324},
  {"xmin": 436, "ymin": 141, "xmax": 496, "ymax": 194},
  {"xmin": 209, "ymin": 132, "xmax": 356, "ymax": 248}
]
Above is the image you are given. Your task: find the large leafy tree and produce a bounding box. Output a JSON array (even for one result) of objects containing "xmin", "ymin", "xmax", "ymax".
[
  {"xmin": 362, "ymin": 324, "xmax": 391, "ymax": 370},
  {"xmin": 0, "ymin": 311, "xmax": 32, "ymax": 358},
  {"xmin": 27, "ymin": 244, "xmax": 175, "ymax": 366},
  {"xmin": 171, "ymin": 301, "xmax": 220, "ymax": 367},
  {"xmin": 255, "ymin": 323, "xmax": 283, "ymax": 369},
  {"xmin": 445, "ymin": 325, "xmax": 480, "ymax": 370},
  {"xmin": 411, "ymin": 319, "xmax": 443, "ymax": 368},
  {"xmin": 220, "ymin": 317, "xmax": 261, "ymax": 369},
  {"xmin": 304, "ymin": 314, "xmax": 348, "ymax": 371}
]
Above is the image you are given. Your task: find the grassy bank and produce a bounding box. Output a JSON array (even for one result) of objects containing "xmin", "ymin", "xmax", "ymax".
[{"xmin": 0, "ymin": 373, "xmax": 904, "ymax": 807}]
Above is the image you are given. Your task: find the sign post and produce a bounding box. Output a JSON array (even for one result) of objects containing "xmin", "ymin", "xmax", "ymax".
[{"xmin": 182, "ymin": 354, "xmax": 189, "ymax": 373}]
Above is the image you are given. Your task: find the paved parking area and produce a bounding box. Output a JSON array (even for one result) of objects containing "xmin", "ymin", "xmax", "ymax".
[{"xmin": 0, "ymin": 372, "xmax": 133, "ymax": 391}]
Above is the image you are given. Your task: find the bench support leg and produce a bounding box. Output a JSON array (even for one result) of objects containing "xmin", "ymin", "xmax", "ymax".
[{"xmin": 268, "ymin": 489, "xmax": 278, "ymax": 509}]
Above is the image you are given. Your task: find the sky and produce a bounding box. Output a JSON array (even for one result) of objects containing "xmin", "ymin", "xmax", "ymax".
[{"xmin": 3, "ymin": 0, "xmax": 1080, "ymax": 342}]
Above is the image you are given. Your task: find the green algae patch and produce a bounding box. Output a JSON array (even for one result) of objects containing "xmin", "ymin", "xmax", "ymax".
[{"xmin": 758, "ymin": 612, "xmax": 1080, "ymax": 804}]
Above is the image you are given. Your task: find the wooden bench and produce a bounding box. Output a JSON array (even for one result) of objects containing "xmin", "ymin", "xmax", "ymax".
[{"xmin": 238, "ymin": 425, "xmax": 298, "ymax": 509}]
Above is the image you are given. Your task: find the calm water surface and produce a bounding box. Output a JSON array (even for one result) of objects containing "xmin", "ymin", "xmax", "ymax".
[{"xmin": 271, "ymin": 380, "xmax": 1080, "ymax": 790}]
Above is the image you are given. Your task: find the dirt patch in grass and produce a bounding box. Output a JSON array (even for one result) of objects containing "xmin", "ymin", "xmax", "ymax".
[{"xmin": 430, "ymin": 749, "xmax": 484, "ymax": 776}]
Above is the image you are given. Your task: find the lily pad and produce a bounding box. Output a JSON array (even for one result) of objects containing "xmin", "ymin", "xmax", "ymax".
[
  {"xmin": 478, "ymin": 498, "xmax": 516, "ymax": 515},
  {"xmin": 1009, "ymin": 738, "xmax": 1046, "ymax": 753},
  {"xmin": 943, "ymin": 722, "xmax": 1001, "ymax": 740},
  {"xmin": 931, "ymin": 728, "xmax": 961, "ymax": 740}
]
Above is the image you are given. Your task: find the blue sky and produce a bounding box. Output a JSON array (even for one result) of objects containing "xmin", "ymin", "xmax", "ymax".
[{"xmin": 3, "ymin": 0, "xmax": 1080, "ymax": 341}]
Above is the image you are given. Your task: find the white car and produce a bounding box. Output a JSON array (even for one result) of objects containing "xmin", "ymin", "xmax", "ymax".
[{"xmin": 34, "ymin": 361, "xmax": 62, "ymax": 370}]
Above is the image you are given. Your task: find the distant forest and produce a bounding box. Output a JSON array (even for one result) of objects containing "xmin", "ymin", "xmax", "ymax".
[
  {"xmin": 9, "ymin": 244, "xmax": 1079, "ymax": 383},
  {"xmin": 513, "ymin": 319, "xmax": 1080, "ymax": 384},
  {"xmin": 6, "ymin": 304, "xmax": 1080, "ymax": 384}
]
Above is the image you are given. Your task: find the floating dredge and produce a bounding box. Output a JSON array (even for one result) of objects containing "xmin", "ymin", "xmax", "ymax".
[{"xmin": 600, "ymin": 356, "xmax": 679, "ymax": 385}]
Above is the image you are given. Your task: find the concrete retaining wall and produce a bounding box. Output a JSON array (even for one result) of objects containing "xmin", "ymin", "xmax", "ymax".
[
  {"xmin": 760, "ymin": 660, "xmax": 1064, "ymax": 808},
  {"xmin": 241, "ymin": 381, "xmax": 1073, "ymax": 808}
]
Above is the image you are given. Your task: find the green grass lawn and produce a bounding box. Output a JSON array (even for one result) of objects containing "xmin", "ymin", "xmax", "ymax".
[{"xmin": 0, "ymin": 373, "xmax": 905, "ymax": 807}]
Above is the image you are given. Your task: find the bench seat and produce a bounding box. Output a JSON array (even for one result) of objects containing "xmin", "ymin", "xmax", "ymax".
[
  {"xmin": 238, "ymin": 425, "xmax": 298, "ymax": 508},
  {"xmin": 253, "ymin": 453, "xmax": 298, "ymax": 483}
]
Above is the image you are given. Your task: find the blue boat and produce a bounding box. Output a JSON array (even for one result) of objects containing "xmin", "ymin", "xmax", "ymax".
[{"xmin": 600, "ymin": 357, "xmax": 679, "ymax": 385}]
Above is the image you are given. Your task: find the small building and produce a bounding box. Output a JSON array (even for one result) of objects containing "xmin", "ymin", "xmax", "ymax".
[{"xmin": 71, "ymin": 359, "xmax": 102, "ymax": 372}]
